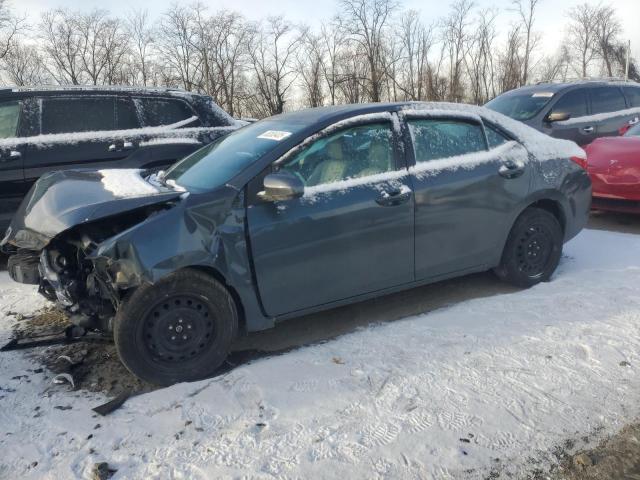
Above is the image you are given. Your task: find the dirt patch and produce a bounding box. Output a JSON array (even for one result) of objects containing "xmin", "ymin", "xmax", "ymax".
[
  {"xmin": 554, "ymin": 422, "xmax": 640, "ymax": 480},
  {"xmin": 8, "ymin": 308, "xmax": 153, "ymax": 396}
]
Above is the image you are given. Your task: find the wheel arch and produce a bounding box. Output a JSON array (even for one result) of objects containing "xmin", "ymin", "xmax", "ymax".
[{"xmin": 185, "ymin": 265, "xmax": 248, "ymax": 336}]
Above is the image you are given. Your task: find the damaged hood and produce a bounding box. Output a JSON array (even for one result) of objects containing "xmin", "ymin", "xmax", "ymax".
[{"xmin": 2, "ymin": 169, "xmax": 183, "ymax": 250}]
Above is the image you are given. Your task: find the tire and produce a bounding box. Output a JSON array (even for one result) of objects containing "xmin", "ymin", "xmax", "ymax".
[
  {"xmin": 494, "ymin": 207, "xmax": 563, "ymax": 288},
  {"xmin": 113, "ymin": 269, "xmax": 238, "ymax": 386}
]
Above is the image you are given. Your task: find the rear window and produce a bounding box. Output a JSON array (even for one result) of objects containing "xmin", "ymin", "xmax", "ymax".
[
  {"xmin": 485, "ymin": 91, "xmax": 554, "ymax": 121},
  {"xmin": 625, "ymin": 124, "xmax": 640, "ymax": 137},
  {"xmin": 623, "ymin": 87, "xmax": 640, "ymax": 108},
  {"xmin": 136, "ymin": 97, "xmax": 201, "ymax": 127},
  {"xmin": 0, "ymin": 101, "xmax": 20, "ymax": 139},
  {"xmin": 116, "ymin": 97, "xmax": 140, "ymax": 129},
  {"xmin": 589, "ymin": 87, "xmax": 626, "ymax": 114},
  {"xmin": 408, "ymin": 119, "xmax": 487, "ymax": 162},
  {"xmin": 41, "ymin": 97, "xmax": 115, "ymax": 134}
]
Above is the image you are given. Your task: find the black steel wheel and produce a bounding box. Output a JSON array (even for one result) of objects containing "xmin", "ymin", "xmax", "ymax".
[
  {"xmin": 494, "ymin": 207, "xmax": 563, "ymax": 288},
  {"xmin": 114, "ymin": 269, "xmax": 238, "ymax": 386},
  {"xmin": 142, "ymin": 295, "xmax": 216, "ymax": 363}
]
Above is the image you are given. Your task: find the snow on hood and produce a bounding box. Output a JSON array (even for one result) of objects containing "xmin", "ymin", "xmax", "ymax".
[
  {"xmin": 98, "ymin": 169, "xmax": 160, "ymax": 198},
  {"xmin": 402, "ymin": 102, "xmax": 586, "ymax": 161}
]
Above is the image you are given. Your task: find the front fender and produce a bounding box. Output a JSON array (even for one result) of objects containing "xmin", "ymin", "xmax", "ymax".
[{"xmin": 88, "ymin": 187, "xmax": 273, "ymax": 332}]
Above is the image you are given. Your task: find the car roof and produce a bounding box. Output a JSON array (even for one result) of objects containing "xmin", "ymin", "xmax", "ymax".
[
  {"xmin": 500, "ymin": 79, "xmax": 640, "ymax": 97},
  {"xmin": 0, "ymin": 85, "xmax": 203, "ymax": 98},
  {"xmin": 266, "ymin": 101, "xmax": 475, "ymax": 125}
]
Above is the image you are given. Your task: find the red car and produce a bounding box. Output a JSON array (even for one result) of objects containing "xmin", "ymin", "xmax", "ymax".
[{"xmin": 584, "ymin": 124, "xmax": 640, "ymax": 213}]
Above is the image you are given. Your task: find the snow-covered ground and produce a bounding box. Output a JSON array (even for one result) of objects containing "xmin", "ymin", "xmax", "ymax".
[{"xmin": 1, "ymin": 228, "xmax": 640, "ymax": 479}]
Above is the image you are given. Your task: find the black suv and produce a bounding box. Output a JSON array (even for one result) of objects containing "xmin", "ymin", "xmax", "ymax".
[
  {"xmin": 0, "ymin": 86, "xmax": 240, "ymax": 233},
  {"xmin": 485, "ymin": 80, "xmax": 640, "ymax": 145}
]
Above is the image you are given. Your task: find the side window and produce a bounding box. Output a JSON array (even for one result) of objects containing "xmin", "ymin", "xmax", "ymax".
[
  {"xmin": 550, "ymin": 89, "xmax": 588, "ymax": 119},
  {"xmin": 136, "ymin": 97, "xmax": 201, "ymax": 127},
  {"xmin": 0, "ymin": 101, "xmax": 21, "ymax": 139},
  {"xmin": 589, "ymin": 87, "xmax": 626, "ymax": 114},
  {"xmin": 41, "ymin": 97, "xmax": 115, "ymax": 134},
  {"xmin": 407, "ymin": 119, "xmax": 486, "ymax": 162},
  {"xmin": 116, "ymin": 97, "xmax": 140, "ymax": 129},
  {"xmin": 623, "ymin": 87, "xmax": 640, "ymax": 108},
  {"xmin": 279, "ymin": 123, "xmax": 394, "ymax": 187},
  {"xmin": 485, "ymin": 124, "xmax": 510, "ymax": 148}
]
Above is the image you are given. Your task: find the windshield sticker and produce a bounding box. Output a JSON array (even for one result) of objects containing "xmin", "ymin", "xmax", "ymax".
[
  {"xmin": 532, "ymin": 92, "xmax": 554, "ymax": 98},
  {"xmin": 258, "ymin": 130, "xmax": 292, "ymax": 141}
]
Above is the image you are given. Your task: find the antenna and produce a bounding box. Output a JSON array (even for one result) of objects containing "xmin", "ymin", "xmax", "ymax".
[{"xmin": 626, "ymin": 40, "xmax": 631, "ymax": 82}]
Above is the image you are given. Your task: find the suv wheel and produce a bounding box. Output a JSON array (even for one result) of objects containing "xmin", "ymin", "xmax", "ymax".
[
  {"xmin": 114, "ymin": 269, "xmax": 238, "ymax": 386},
  {"xmin": 494, "ymin": 207, "xmax": 563, "ymax": 288}
]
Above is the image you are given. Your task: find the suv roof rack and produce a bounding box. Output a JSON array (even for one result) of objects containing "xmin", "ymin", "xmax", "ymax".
[
  {"xmin": 4, "ymin": 85, "xmax": 193, "ymax": 94},
  {"xmin": 535, "ymin": 76, "xmax": 635, "ymax": 86}
]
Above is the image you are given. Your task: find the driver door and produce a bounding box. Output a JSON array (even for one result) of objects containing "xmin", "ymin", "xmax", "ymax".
[{"xmin": 246, "ymin": 117, "xmax": 414, "ymax": 316}]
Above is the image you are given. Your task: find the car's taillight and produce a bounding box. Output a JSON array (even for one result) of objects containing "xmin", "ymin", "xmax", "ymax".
[{"xmin": 570, "ymin": 156, "xmax": 588, "ymax": 170}]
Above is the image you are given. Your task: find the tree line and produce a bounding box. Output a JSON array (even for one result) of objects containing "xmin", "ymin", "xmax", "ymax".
[{"xmin": 0, "ymin": 0, "xmax": 636, "ymax": 118}]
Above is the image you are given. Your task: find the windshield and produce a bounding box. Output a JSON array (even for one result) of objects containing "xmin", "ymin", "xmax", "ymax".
[
  {"xmin": 164, "ymin": 120, "xmax": 301, "ymax": 192},
  {"xmin": 485, "ymin": 91, "xmax": 555, "ymax": 121},
  {"xmin": 625, "ymin": 124, "xmax": 640, "ymax": 137}
]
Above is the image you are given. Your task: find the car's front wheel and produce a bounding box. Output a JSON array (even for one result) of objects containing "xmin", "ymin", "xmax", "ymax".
[
  {"xmin": 113, "ymin": 269, "xmax": 238, "ymax": 386},
  {"xmin": 494, "ymin": 207, "xmax": 563, "ymax": 288}
]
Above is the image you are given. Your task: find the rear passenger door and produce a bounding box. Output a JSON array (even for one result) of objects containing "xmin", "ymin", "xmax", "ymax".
[
  {"xmin": 405, "ymin": 115, "xmax": 531, "ymax": 280},
  {"xmin": 588, "ymin": 86, "xmax": 632, "ymax": 138},
  {"xmin": 132, "ymin": 96, "xmax": 206, "ymax": 171},
  {"xmin": 0, "ymin": 100, "xmax": 26, "ymax": 231},
  {"xmin": 622, "ymin": 86, "xmax": 640, "ymax": 132},
  {"xmin": 23, "ymin": 96, "xmax": 136, "ymax": 187}
]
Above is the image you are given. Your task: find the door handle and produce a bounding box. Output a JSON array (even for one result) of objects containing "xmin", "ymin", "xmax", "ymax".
[
  {"xmin": 498, "ymin": 160, "xmax": 525, "ymax": 179},
  {"xmin": 108, "ymin": 141, "xmax": 135, "ymax": 152},
  {"xmin": 0, "ymin": 150, "xmax": 21, "ymax": 163},
  {"xmin": 375, "ymin": 186, "xmax": 412, "ymax": 207},
  {"xmin": 581, "ymin": 126, "xmax": 594, "ymax": 134}
]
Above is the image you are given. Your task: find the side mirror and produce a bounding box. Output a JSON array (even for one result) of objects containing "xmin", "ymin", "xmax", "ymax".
[
  {"xmin": 258, "ymin": 172, "xmax": 304, "ymax": 202},
  {"xmin": 546, "ymin": 111, "xmax": 571, "ymax": 123}
]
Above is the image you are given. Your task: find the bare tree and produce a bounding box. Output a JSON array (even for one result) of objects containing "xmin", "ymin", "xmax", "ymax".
[
  {"xmin": 40, "ymin": 9, "xmax": 86, "ymax": 85},
  {"xmin": 126, "ymin": 9, "xmax": 154, "ymax": 86},
  {"xmin": 566, "ymin": 3, "xmax": 598, "ymax": 77},
  {"xmin": 247, "ymin": 16, "xmax": 301, "ymax": 116},
  {"xmin": 511, "ymin": 0, "xmax": 541, "ymax": 85},
  {"xmin": 2, "ymin": 41, "xmax": 49, "ymax": 86},
  {"xmin": 465, "ymin": 9, "xmax": 498, "ymax": 104},
  {"xmin": 593, "ymin": 4, "xmax": 622, "ymax": 77},
  {"xmin": 442, "ymin": 0, "xmax": 474, "ymax": 102},
  {"xmin": 209, "ymin": 10, "xmax": 250, "ymax": 116},
  {"xmin": 156, "ymin": 4, "xmax": 201, "ymax": 90},
  {"xmin": 339, "ymin": 0, "xmax": 399, "ymax": 102},
  {"xmin": 298, "ymin": 28, "xmax": 326, "ymax": 108},
  {"xmin": 0, "ymin": 0, "xmax": 24, "ymax": 61}
]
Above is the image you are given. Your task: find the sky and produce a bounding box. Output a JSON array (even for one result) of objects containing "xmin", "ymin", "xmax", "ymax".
[{"xmin": 14, "ymin": 0, "xmax": 640, "ymax": 62}]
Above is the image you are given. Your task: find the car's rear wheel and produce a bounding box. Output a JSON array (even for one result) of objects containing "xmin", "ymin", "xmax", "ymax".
[
  {"xmin": 113, "ymin": 269, "xmax": 238, "ymax": 386},
  {"xmin": 494, "ymin": 207, "xmax": 563, "ymax": 288}
]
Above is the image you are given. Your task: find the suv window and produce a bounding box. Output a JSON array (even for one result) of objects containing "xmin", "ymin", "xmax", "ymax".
[
  {"xmin": 279, "ymin": 123, "xmax": 394, "ymax": 187},
  {"xmin": 550, "ymin": 89, "xmax": 588, "ymax": 119},
  {"xmin": 408, "ymin": 119, "xmax": 487, "ymax": 162},
  {"xmin": 116, "ymin": 97, "xmax": 140, "ymax": 129},
  {"xmin": 589, "ymin": 87, "xmax": 626, "ymax": 114},
  {"xmin": 623, "ymin": 87, "xmax": 640, "ymax": 108},
  {"xmin": 41, "ymin": 97, "xmax": 115, "ymax": 134},
  {"xmin": 0, "ymin": 101, "xmax": 21, "ymax": 139},
  {"xmin": 136, "ymin": 97, "xmax": 201, "ymax": 127}
]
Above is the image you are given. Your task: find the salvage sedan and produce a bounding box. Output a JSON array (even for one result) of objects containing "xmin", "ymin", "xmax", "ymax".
[{"xmin": 1, "ymin": 102, "xmax": 592, "ymax": 385}]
